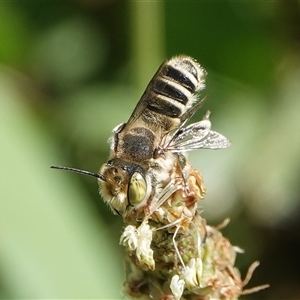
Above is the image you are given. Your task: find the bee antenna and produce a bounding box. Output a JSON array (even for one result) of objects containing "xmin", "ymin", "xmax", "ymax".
[{"xmin": 50, "ymin": 165, "xmax": 106, "ymax": 181}]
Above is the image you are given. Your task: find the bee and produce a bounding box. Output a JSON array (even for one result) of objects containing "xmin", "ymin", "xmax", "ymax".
[
  {"xmin": 52, "ymin": 56, "xmax": 269, "ymax": 300},
  {"xmin": 52, "ymin": 55, "xmax": 230, "ymax": 217}
]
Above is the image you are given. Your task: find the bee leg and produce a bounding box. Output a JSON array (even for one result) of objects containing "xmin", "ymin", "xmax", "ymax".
[
  {"xmin": 153, "ymin": 133, "xmax": 169, "ymax": 158},
  {"xmin": 176, "ymin": 154, "xmax": 192, "ymax": 196},
  {"xmin": 146, "ymin": 180, "xmax": 181, "ymax": 217}
]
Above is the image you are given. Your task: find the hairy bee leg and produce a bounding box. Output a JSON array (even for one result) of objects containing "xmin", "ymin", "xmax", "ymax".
[
  {"xmin": 176, "ymin": 154, "xmax": 194, "ymax": 196},
  {"xmin": 147, "ymin": 180, "xmax": 181, "ymax": 217}
]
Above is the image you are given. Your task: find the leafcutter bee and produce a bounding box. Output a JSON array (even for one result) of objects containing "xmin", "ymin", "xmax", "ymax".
[
  {"xmin": 51, "ymin": 56, "xmax": 269, "ymax": 300},
  {"xmin": 52, "ymin": 55, "xmax": 230, "ymax": 217}
]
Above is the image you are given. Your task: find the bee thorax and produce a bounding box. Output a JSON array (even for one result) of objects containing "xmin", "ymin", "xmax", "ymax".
[{"xmin": 118, "ymin": 127, "xmax": 155, "ymax": 162}]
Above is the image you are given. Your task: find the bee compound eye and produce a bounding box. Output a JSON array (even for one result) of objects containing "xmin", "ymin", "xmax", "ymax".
[{"xmin": 128, "ymin": 172, "xmax": 147, "ymax": 206}]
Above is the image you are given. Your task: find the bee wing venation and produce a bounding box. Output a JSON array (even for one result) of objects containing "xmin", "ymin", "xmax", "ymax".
[
  {"xmin": 126, "ymin": 60, "xmax": 168, "ymax": 126},
  {"xmin": 126, "ymin": 95, "xmax": 149, "ymax": 126},
  {"xmin": 166, "ymin": 121, "xmax": 231, "ymax": 152}
]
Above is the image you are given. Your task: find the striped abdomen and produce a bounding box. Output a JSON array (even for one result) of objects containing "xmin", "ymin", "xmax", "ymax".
[{"xmin": 143, "ymin": 56, "xmax": 206, "ymax": 119}]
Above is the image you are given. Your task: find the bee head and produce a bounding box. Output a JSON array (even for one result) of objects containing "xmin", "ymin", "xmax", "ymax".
[{"xmin": 99, "ymin": 159, "xmax": 151, "ymax": 216}]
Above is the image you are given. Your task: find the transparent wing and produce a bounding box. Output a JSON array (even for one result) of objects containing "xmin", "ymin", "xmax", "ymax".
[
  {"xmin": 126, "ymin": 60, "xmax": 168, "ymax": 126},
  {"xmin": 126, "ymin": 95, "xmax": 149, "ymax": 126},
  {"xmin": 169, "ymin": 129, "xmax": 231, "ymax": 152},
  {"xmin": 161, "ymin": 112, "xmax": 231, "ymax": 153}
]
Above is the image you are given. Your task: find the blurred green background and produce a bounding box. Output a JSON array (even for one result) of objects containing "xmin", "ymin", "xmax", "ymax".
[{"xmin": 1, "ymin": 1, "xmax": 300, "ymax": 299}]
